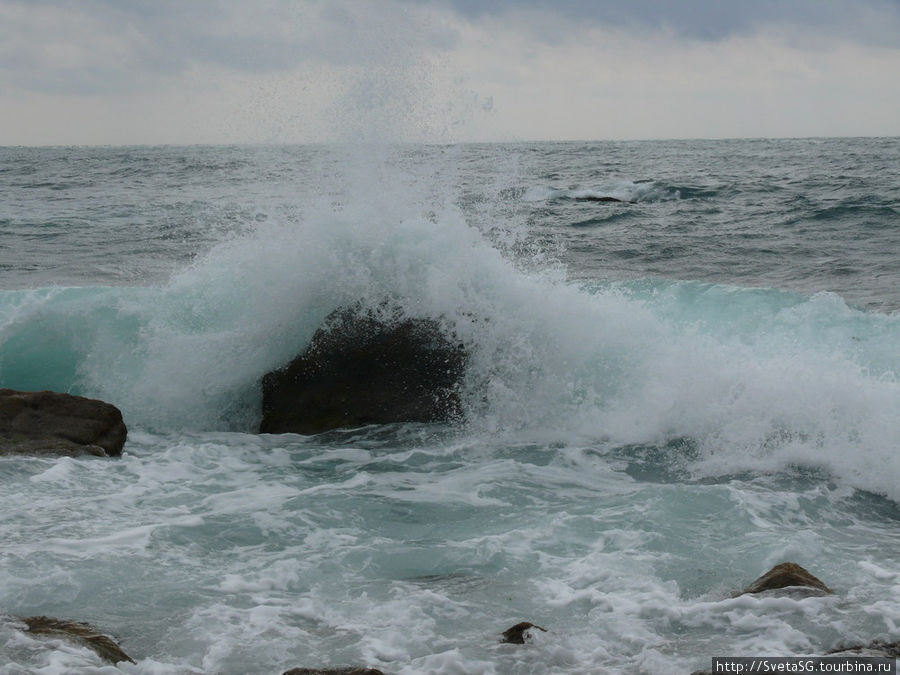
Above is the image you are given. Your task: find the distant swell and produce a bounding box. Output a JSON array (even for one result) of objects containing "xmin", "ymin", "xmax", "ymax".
[
  {"xmin": 524, "ymin": 180, "xmax": 682, "ymax": 204},
  {"xmin": 524, "ymin": 181, "xmax": 739, "ymax": 204},
  {"xmin": 809, "ymin": 203, "xmax": 900, "ymax": 223}
]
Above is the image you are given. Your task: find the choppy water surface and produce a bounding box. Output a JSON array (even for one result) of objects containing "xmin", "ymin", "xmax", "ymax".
[{"xmin": 0, "ymin": 139, "xmax": 898, "ymax": 674}]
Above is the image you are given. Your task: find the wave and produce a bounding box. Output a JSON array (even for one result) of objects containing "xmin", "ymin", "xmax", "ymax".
[
  {"xmin": 569, "ymin": 213, "xmax": 633, "ymax": 227},
  {"xmin": 523, "ymin": 180, "xmax": 681, "ymax": 204},
  {"xmin": 521, "ymin": 180, "xmax": 738, "ymax": 204},
  {"xmin": 0, "ymin": 168, "xmax": 898, "ymax": 500},
  {"xmin": 808, "ymin": 203, "xmax": 900, "ymax": 224}
]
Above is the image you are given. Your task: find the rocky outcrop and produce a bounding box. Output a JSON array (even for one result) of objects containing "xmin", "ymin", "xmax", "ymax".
[
  {"xmin": 260, "ymin": 307, "xmax": 467, "ymax": 435},
  {"xmin": 20, "ymin": 615, "xmax": 135, "ymax": 664},
  {"xmin": 501, "ymin": 622, "xmax": 547, "ymax": 644},
  {"xmin": 739, "ymin": 562, "xmax": 832, "ymax": 596},
  {"xmin": 0, "ymin": 389, "xmax": 127, "ymax": 457}
]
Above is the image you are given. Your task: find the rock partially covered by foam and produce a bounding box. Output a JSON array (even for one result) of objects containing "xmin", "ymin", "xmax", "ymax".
[
  {"xmin": 501, "ymin": 621, "xmax": 548, "ymax": 644},
  {"xmin": 0, "ymin": 389, "xmax": 127, "ymax": 457},
  {"xmin": 20, "ymin": 615, "xmax": 135, "ymax": 664},
  {"xmin": 740, "ymin": 562, "xmax": 832, "ymax": 596},
  {"xmin": 260, "ymin": 307, "xmax": 467, "ymax": 435}
]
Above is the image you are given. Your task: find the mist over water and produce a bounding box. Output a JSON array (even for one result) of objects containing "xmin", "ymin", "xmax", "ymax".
[{"xmin": 0, "ymin": 134, "xmax": 899, "ymax": 673}]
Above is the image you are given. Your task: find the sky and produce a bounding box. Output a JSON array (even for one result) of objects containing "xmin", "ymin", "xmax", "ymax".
[{"xmin": 1, "ymin": 0, "xmax": 899, "ymax": 145}]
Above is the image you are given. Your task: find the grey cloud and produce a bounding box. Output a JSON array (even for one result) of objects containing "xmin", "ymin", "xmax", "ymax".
[
  {"xmin": 0, "ymin": 0, "xmax": 460, "ymax": 95},
  {"xmin": 3, "ymin": 0, "xmax": 897, "ymax": 98},
  {"xmin": 430, "ymin": 0, "xmax": 900, "ymax": 45}
]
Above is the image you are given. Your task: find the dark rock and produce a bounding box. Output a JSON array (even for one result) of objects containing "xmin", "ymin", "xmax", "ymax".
[
  {"xmin": 501, "ymin": 621, "xmax": 548, "ymax": 644},
  {"xmin": 21, "ymin": 615, "xmax": 135, "ymax": 664},
  {"xmin": 260, "ymin": 307, "xmax": 467, "ymax": 435},
  {"xmin": 0, "ymin": 389, "xmax": 127, "ymax": 457},
  {"xmin": 740, "ymin": 562, "xmax": 832, "ymax": 596},
  {"xmin": 283, "ymin": 669, "xmax": 386, "ymax": 675},
  {"xmin": 574, "ymin": 195, "xmax": 626, "ymax": 203},
  {"xmin": 827, "ymin": 639, "xmax": 900, "ymax": 658}
]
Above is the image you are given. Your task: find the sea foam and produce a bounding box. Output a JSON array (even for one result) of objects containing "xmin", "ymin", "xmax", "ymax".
[{"xmin": 0, "ymin": 152, "xmax": 897, "ymax": 503}]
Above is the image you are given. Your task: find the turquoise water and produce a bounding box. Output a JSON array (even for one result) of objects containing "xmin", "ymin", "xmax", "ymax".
[{"xmin": 0, "ymin": 140, "xmax": 898, "ymax": 674}]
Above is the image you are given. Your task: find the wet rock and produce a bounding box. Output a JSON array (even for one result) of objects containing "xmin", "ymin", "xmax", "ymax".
[
  {"xmin": 21, "ymin": 615, "xmax": 135, "ymax": 664},
  {"xmin": 260, "ymin": 307, "xmax": 467, "ymax": 435},
  {"xmin": 0, "ymin": 389, "xmax": 127, "ymax": 457},
  {"xmin": 283, "ymin": 669, "xmax": 386, "ymax": 675},
  {"xmin": 501, "ymin": 621, "xmax": 548, "ymax": 644},
  {"xmin": 740, "ymin": 562, "xmax": 832, "ymax": 596},
  {"xmin": 827, "ymin": 639, "xmax": 900, "ymax": 658},
  {"xmin": 574, "ymin": 195, "xmax": 626, "ymax": 203}
]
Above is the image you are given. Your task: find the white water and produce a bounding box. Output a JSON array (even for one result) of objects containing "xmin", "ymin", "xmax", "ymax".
[
  {"xmin": 3, "ymin": 426, "xmax": 900, "ymax": 673},
  {"xmin": 1, "ymin": 143, "xmax": 899, "ymax": 674},
  {"xmin": 2, "ymin": 173, "xmax": 897, "ymax": 496}
]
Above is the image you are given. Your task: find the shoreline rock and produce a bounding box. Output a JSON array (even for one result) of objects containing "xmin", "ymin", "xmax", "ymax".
[
  {"xmin": 260, "ymin": 307, "xmax": 467, "ymax": 435},
  {"xmin": 501, "ymin": 621, "xmax": 548, "ymax": 644},
  {"xmin": 0, "ymin": 389, "xmax": 127, "ymax": 457},
  {"xmin": 20, "ymin": 615, "xmax": 135, "ymax": 664},
  {"xmin": 693, "ymin": 563, "xmax": 841, "ymax": 673},
  {"xmin": 739, "ymin": 562, "xmax": 832, "ymax": 597}
]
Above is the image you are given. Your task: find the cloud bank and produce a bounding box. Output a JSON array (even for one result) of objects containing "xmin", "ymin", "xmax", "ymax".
[{"xmin": 0, "ymin": 0, "xmax": 898, "ymax": 143}]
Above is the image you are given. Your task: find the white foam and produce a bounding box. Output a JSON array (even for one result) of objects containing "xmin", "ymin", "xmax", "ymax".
[{"xmin": 1, "ymin": 145, "xmax": 899, "ymax": 674}]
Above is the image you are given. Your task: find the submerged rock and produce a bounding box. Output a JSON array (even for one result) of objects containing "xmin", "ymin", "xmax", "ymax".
[
  {"xmin": 0, "ymin": 389, "xmax": 127, "ymax": 457},
  {"xmin": 501, "ymin": 621, "xmax": 548, "ymax": 644},
  {"xmin": 740, "ymin": 562, "xmax": 832, "ymax": 596},
  {"xmin": 20, "ymin": 615, "xmax": 135, "ymax": 664},
  {"xmin": 260, "ymin": 307, "xmax": 467, "ymax": 435},
  {"xmin": 574, "ymin": 195, "xmax": 626, "ymax": 203}
]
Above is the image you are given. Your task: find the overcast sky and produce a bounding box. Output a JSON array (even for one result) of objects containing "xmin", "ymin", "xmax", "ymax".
[{"xmin": 1, "ymin": 0, "xmax": 899, "ymax": 144}]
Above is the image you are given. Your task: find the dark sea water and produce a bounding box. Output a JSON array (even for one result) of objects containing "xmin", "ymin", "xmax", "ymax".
[{"xmin": 0, "ymin": 139, "xmax": 898, "ymax": 674}]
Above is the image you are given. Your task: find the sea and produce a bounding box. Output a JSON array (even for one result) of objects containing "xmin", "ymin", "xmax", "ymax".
[{"xmin": 0, "ymin": 138, "xmax": 898, "ymax": 674}]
